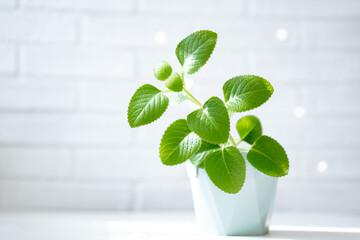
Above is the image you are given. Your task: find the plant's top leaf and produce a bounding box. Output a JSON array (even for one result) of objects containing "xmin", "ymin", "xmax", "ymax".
[
  {"xmin": 187, "ymin": 96, "xmax": 230, "ymax": 144},
  {"xmin": 165, "ymin": 72, "xmax": 183, "ymax": 92},
  {"xmin": 127, "ymin": 84, "xmax": 169, "ymax": 128},
  {"xmin": 236, "ymin": 115, "xmax": 262, "ymax": 144},
  {"xmin": 247, "ymin": 135, "xmax": 289, "ymax": 177},
  {"xmin": 153, "ymin": 60, "xmax": 172, "ymax": 81},
  {"xmin": 204, "ymin": 146, "xmax": 246, "ymax": 194},
  {"xmin": 223, "ymin": 75, "xmax": 273, "ymax": 112},
  {"xmin": 176, "ymin": 30, "xmax": 217, "ymax": 74},
  {"xmin": 189, "ymin": 140, "xmax": 220, "ymax": 168},
  {"xmin": 160, "ymin": 119, "xmax": 202, "ymax": 166}
]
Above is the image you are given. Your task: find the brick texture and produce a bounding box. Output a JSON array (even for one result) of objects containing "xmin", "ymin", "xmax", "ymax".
[
  {"xmin": 0, "ymin": 0, "xmax": 16, "ymax": 8},
  {"xmin": 251, "ymin": 0, "xmax": 360, "ymax": 17},
  {"xmin": 138, "ymin": 0, "xmax": 246, "ymax": 16},
  {"xmin": 20, "ymin": 0, "xmax": 135, "ymax": 12},
  {"xmin": 0, "ymin": 11, "xmax": 78, "ymax": 42},
  {"xmin": 0, "ymin": 44, "xmax": 16, "ymax": 74},
  {"xmin": 22, "ymin": 45, "xmax": 135, "ymax": 78}
]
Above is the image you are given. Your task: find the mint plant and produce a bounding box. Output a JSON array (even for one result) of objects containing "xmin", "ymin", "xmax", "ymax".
[{"xmin": 127, "ymin": 30, "xmax": 289, "ymax": 194}]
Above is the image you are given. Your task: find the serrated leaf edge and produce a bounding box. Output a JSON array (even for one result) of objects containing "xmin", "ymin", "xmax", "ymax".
[
  {"xmin": 186, "ymin": 96, "xmax": 230, "ymax": 144},
  {"xmin": 204, "ymin": 147, "xmax": 246, "ymax": 194},
  {"xmin": 247, "ymin": 135, "xmax": 289, "ymax": 177},
  {"xmin": 237, "ymin": 120, "xmax": 256, "ymax": 141},
  {"xmin": 159, "ymin": 119, "xmax": 202, "ymax": 166},
  {"xmin": 175, "ymin": 30, "xmax": 217, "ymax": 75},
  {"xmin": 236, "ymin": 115, "xmax": 262, "ymax": 142},
  {"xmin": 220, "ymin": 149, "xmax": 237, "ymax": 193},
  {"xmin": 224, "ymin": 75, "xmax": 274, "ymax": 113},
  {"xmin": 189, "ymin": 143, "xmax": 221, "ymax": 168},
  {"xmin": 127, "ymin": 84, "xmax": 169, "ymax": 128}
]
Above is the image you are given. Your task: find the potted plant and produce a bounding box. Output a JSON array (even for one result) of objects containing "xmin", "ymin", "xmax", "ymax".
[{"xmin": 127, "ymin": 30, "xmax": 289, "ymax": 236}]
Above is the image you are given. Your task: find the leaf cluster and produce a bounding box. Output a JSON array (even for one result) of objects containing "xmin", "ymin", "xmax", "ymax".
[{"xmin": 127, "ymin": 30, "xmax": 289, "ymax": 194}]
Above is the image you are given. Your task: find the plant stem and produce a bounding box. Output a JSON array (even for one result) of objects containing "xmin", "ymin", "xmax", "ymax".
[
  {"xmin": 235, "ymin": 139, "xmax": 242, "ymax": 145},
  {"xmin": 238, "ymin": 148, "xmax": 250, "ymax": 151},
  {"xmin": 229, "ymin": 134, "xmax": 236, "ymax": 147},
  {"xmin": 181, "ymin": 69, "xmax": 240, "ymax": 149},
  {"xmin": 181, "ymin": 70, "xmax": 202, "ymax": 107},
  {"xmin": 183, "ymin": 88, "xmax": 202, "ymax": 107}
]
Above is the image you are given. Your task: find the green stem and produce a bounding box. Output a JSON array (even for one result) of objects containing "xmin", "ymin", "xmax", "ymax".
[
  {"xmin": 229, "ymin": 134, "xmax": 236, "ymax": 147},
  {"xmin": 238, "ymin": 148, "xmax": 250, "ymax": 151},
  {"xmin": 181, "ymin": 69, "xmax": 240, "ymax": 150},
  {"xmin": 235, "ymin": 139, "xmax": 242, "ymax": 145},
  {"xmin": 181, "ymin": 70, "xmax": 202, "ymax": 107},
  {"xmin": 183, "ymin": 88, "xmax": 202, "ymax": 107}
]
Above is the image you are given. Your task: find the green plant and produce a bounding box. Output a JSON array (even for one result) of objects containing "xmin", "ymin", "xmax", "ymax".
[{"xmin": 127, "ymin": 30, "xmax": 289, "ymax": 194}]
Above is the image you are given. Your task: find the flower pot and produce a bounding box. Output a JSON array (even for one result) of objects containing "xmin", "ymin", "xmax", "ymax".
[{"xmin": 186, "ymin": 156, "xmax": 277, "ymax": 236}]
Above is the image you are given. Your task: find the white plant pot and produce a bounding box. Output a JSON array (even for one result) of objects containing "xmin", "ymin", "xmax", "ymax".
[{"xmin": 186, "ymin": 156, "xmax": 277, "ymax": 236}]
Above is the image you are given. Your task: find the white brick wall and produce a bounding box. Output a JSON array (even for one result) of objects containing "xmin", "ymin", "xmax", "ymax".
[
  {"xmin": 20, "ymin": 0, "xmax": 135, "ymax": 12},
  {"xmin": 0, "ymin": 0, "xmax": 359, "ymax": 213},
  {"xmin": 250, "ymin": 0, "xmax": 360, "ymax": 17},
  {"xmin": 137, "ymin": 0, "xmax": 246, "ymax": 16},
  {"xmin": 253, "ymin": 52, "xmax": 360, "ymax": 81},
  {"xmin": 22, "ymin": 45, "xmax": 136, "ymax": 78},
  {"xmin": 82, "ymin": 16, "xmax": 193, "ymax": 47},
  {"xmin": 303, "ymin": 21, "xmax": 360, "ymax": 49},
  {"xmin": 77, "ymin": 81, "xmax": 135, "ymax": 112},
  {"xmin": 0, "ymin": 0, "xmax": 16, "ymax": 8},
  {"xmin": 0, "ymin": 180, "xmax": 133, "ymax": 210},
  {"xmin": 0, "ymin": 11, "xmax": 78, "ymax": 42},
  {"xmin": 74, "ymin": 147, "xmax": 187, "ymax": 180},
  {"xmin": 0, "ymin": 79, "xmax": 75, "ymax": 111},
  {"xmin": 0, "ymin": 44, "xmax": 16, "ymax": 74},
  {"xmin": 0, "ymin": 147, "xmax": 73, "ymax": 179}
]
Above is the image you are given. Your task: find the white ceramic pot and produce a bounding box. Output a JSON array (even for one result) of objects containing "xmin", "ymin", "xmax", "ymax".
[{"xmin": 186, "ymin": 156, "xmax": 277, "ymax": 236}]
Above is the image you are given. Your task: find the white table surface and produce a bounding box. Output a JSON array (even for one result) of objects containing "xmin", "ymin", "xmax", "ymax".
[{"xmin": 0, "ymin": 211, "xmax": 359, "ymax": 240}]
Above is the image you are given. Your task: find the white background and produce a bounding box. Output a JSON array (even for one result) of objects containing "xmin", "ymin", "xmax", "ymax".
[{"xmin": 0, "ymin": 0, "xmax": 359, "ymax": 213}]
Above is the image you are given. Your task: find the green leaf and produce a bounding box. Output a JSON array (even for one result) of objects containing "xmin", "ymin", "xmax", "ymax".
[
  {"xmin": 187, "ymin": 97, "xmax": 230, "ymax": 144},
  {"xmin": 160, "ymin": 119, "xmax": 202, "ymax": 166},
  {"xmin": 176, "ymin": 30, "xmax": 217, "ymax": 74},
  {"xmin": 247, "ymin": 135, "xmax": 289, "ymax": 177},
  {"xmin": 165, "ymin": 72, "xmax": 183, "ymax": 92},
  {"xmin": 189, "ymin": 141, "xmax": 220, "ymax": 168},
  {"xmin": 204, "ymin": 146, "xmax": 246, "ymax": 194},
  {"xmin": 128, "ymin": 84, "xmax": 169, "ymax": 128},
  {"xmin": 223, "ymin": 75, "xmax": 274, "ymax": 112},
  {"xmin": 236, "ymin": 115, "xmax": 262, "ymax": 144}
]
